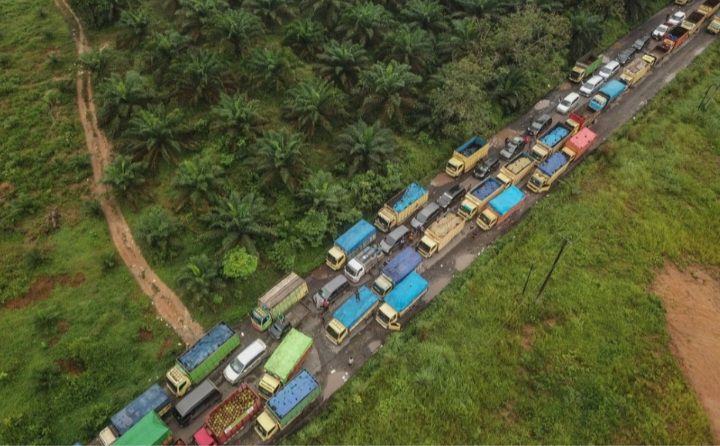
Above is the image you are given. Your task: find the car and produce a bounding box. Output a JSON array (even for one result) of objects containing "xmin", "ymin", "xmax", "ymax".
[
  {"xmin": 268, "ymin": 314, "xmax": 292, "ymax": 340},
  {"xmin": 379, "ymin": 225, "xmax": 410, "ymax": 254},
  {"xmin": 527, "ymin": 114, "xmax": 552, "ymax": 136},
  {"xmin": 632, "ymin": 35, "xmax": 651, "ymax": 52},
  {"xmin": 437, "ymin": 184, "xmax": 466, "ymax": 210},
  {"xmin": 616, "ymin": 47, "xmax": 636, "ymax": 65},
  {"xmin": 668, "ymin": 11, "xmax": 686, "ymax": 27},
  {"xmin": 223, "ymin": 339, "xmax": 267, "ymax": 384},
  {"xmin": 556, "ymin": 92, "xmax": 581, "ymax": 114},
  {"xmin": 498, "ymin": 137, "xmax": 526, "ymax": 161},
  {"xmin": 675, "ymin": 0, "xmax": 689, "ymax": 5},
  {"xmin": 598, "ymin": 60, "xmax": 621, "ymax": 80},
  {"xmin": 652, "ymin": 23, "xmax": 670, "ymax": 40},
  {"xmin": 312, "ymin": 275, "xmax": 350, "ymax": 308},
  {"xmin": 579, "ymin": 75, "xmax": 604, "ymax": 97},
  {"xmin": 473, "ymin": 155, "xmax": 500, "ymax": 178},
  {"xmin": 410, "ymin": 202, "xmax": 441, "ymax": 230}
]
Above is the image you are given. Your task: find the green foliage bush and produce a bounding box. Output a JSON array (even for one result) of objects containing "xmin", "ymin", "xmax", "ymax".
[{"xmin": 222, "ymin": 247, "xmax": 258, "ymax": 279}]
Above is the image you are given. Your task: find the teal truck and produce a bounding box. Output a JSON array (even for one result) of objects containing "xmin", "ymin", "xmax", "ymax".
[
  {"xmin": 588, "ymin": 80, "xmax": 627, "ymax": 112},
  {"xmin": 166, "ymin": 323, "xmax": 241, "ymax": 397},
  {"xmin": 326, "ymin": 219, "xmax": 377, "ymax": 270},
  {"xmin": 569, "ymin": 53, "xmax": 603, "ymax": 83},
  {"xmin": 254, "ymin": 370, "xmax": 321, "ymax": 441},
  {"xmin": 258, "ymin": 329, "xmax": 313, "ymax": 398},
  {"xmin": 375, "ymin": 272, "xmax": 429, "ymax": 330},
  {"xmin": 325, "ymin": 286, "xmax": 379, "ymax": 345},
  {"xmin": 251, "ymin": 272, "xmax": 308, "ymax": 332}
]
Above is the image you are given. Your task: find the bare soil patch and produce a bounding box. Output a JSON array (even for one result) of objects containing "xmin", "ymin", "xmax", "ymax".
[
  {"xmin": 138, "ymin": 327, "xmax": 154, "ymax": 342},
  {"xmin": 56, "ymin": 357, "xmax": 85, "ymax": 375},
  {"xmin": 652, "ymin": 261, "xmax": 720, "ymax": 441},
  {"xmin": 4, "ymin": 272, "xmax": 85, "ymax": 310}
]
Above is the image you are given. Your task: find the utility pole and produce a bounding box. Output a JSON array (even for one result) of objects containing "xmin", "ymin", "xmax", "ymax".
[
  {"xmin": 698, "ymin": 83, "xmax": 719, "ymax": 111},
  {"xmin": 535, "ymin": 239, "xmax": 569, "ymax": 302},
  {"xmin": 522, "ymin": 264, "xmax": 534, "ymax": 296}
]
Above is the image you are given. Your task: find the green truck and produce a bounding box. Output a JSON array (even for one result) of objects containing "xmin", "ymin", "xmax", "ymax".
[
  {"xmin": 255, "ymin": 370, "xmax": 321, "ymax": 441},
  {"xmin": 258, "ymin": 329, "xmax": 313, "ymax": 398},
  {"xmin": 114, "ymin": 412, "xmax": 171, "ymax": 446},
  {"xmin": 251, "ymin": 272, "xmax": 308, "ymax": 332},
  {"xmin": 166, "ymin": 322, "xmax": 241, "ymax": 397},
  {"xmin": 569, "ymin": 53, "xmax": 603, "ymax": 83}
]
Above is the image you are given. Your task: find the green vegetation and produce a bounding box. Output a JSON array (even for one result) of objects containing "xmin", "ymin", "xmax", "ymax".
[
  {"xmin": 293, "ymin": 41, "xmax": 720, "ymax": 443},
  {"xmin": 0, "ymin": 1, "xmax": 179, "ymax": 443}
]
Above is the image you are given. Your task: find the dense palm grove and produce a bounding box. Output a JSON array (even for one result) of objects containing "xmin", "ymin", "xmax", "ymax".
[{"xmin": 72, "ymin": 0, "xmax": 662, "ymax": 316}]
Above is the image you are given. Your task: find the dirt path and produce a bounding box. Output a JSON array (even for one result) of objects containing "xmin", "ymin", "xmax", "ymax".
[
  {"xmin": 54, "ymin": 0, "xmax": 203, "ymax": 345},
  {"xmin": 652, "ymin": 262, "xmax": 720, "ymax": 442}
]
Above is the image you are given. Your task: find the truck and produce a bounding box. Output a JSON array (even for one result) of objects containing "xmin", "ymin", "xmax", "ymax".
[
  {"xmin": 662, "ymin": 26, "xmax": 690, "ymax": 51},
  {"xmin": 445, "ymin": 136, "xmax": 490, "ymax": 177},
  {"xmin": 529, "ymin": 113, "xmax": 585, "ymax": 162},
  {"xmin": 499, "ymin": 153, "xmax": 536, "ymax": 184},
  {"xmin": 708, "ymin": 13, "xmax": 720, "ymax": 33},
  {"xmin": 588, "ymin": 79, "xmax": 628, "ymax": 112},
  {"xmin": 344, "ymin": 244, "xmax": 383, "ymax": 283},
  {"xmin": 682, "ymin": 10, "xmax": 708, "ymax": 34},
  {"xmin": 457, "ymin": 176, "xmax": 510, "ymax": 220},
  {"xmin": 569, "ymin": 53, "xmax": 603, "ymax": 83},
  {"xmin": 166, "ymin": 323, "xmax": 241, "ymax": 397},
  {"xmin": 417, "ymin": 213, "xmax": 466, "ymax": 258},
  {"xmin": 618, "ymin": 55, "xmax": 656, "ymax": 87},
  {"xmin": 193, "ymin": 384, "xmax": 263, "ymax": 446},
  {"xmin": 374, "ymin": 183, "xmax": 429, "ymax": 232},
  {"xmin": 375, "ymin": 272, "xmax": 429, "ymax": 330},
  {"xmin": 250, "ymin": 273, "xmax": 308, "ymax": 332},
  {"xmin": 258, "ymin": 329, "xmax": 313, "ymax": 398},
  {"xmin": 114, "ymin": 412, "xmax": 171, "ymax": 446},
  {"xmin": 326, "ymin": 219, "xmax": 377, "ymax": 270},
  {"xmin": 254, "ymin": 370, "xmax": 321, "ymax": 441},
  {"xmin": 699, "ymin": 0, "xmax": 720, "ymax": 16},
  {"xmin": 526, "ymin": 150, "xmax": 576, "ymax": 193},
  {"xmin": 476, "ymin": 185, "xmax": 526, "ymax": 231},
  {"xmin": 325, "ymin": 286, "xmax": 379, "ymax": 344},
  {"xmin": 108, "ymin": 384, "xmax": 173, "ymax": 438},
  {"xmin": 372, "ymin": 246, "xmax": 423, "ymax": 297}
]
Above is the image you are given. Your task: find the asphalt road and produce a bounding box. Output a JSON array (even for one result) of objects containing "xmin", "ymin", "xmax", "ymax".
[{"xmin": 163, "ymin": 1, "xmax": 717, "ymax": 443}]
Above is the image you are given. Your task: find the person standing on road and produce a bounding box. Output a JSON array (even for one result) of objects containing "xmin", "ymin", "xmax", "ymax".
[{"xmin": 348, "ymin": 356, "xmax": 354, "ymax": 367}]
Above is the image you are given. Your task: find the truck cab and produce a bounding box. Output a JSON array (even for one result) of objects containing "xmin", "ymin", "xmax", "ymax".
[
  {"xmin": 417, "ymin": 236, "xmax": 437, "ymax": 258},
  {"xmin": 259, "ymin": 373, "xmax": 282, "ymax": 399},
  {"xmin": 445, "ymin": 157, "xmax": 465, "ymax": 177},
  {"xmin": 250, "ymin": 306, "xmax": 273, "ymax": 332},
  {"xmin": 255, "ymin": 412, "xmax": 279, "ymax": 441},
  {"xmin": 166, "ymin": 366, "xmax": 191, "ymax": 398},
  {"xmin": 325, "ymin": 319, "xmax": 348, "ymax": 344},
  {"xmin": 376, "ymin": 303, "xmax": 402, "ymax": 331},
  {"xmin": 344, "ymin": 245, "xmax": 382, "ymax": 283},
  {"xmin": 325, "ymin": 247, "xmax": 346, "ymax": 270},
  {"xmin": 477, "ymin": 208, "xmax": 499, "ymax": 230}
]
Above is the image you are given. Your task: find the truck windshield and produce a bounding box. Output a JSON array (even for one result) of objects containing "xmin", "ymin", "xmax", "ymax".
[
  {"xmin": 346, "ymin": 264, "xmax": 360, "ymax": 277},
  {"xmin": 460, "ymin": 203, "xmax": 473, "ymax": 215},
  {"xmin": 372, "ymin": 282, "xmax": 387, "ymax": 296},
  {"xmin": 251, "ymin": 309, "xmax": 266, "ymax": 326},
  {"xmin": 377, "ymin": 310, "xmax": 391, "ymax": 325},
  {"xmin": 529, "ymin": 176, "xmax": 543, "ymax": 188},
  {"xmin": 256, "ymin": 422, "xmax": 270, "ymax": 438},
  {"xmin": 377, "ymin": 215, "xmax": 391, "ymax": 229},
  {"xmin": 326, "ymin": 252, "xmax": 339, "ymax": 265},
  {"xmin": 418, "ymin": 241, "xmax": 432, "ymax": 254},
  {"xmin": 446, "ymin": 160, "xmax": 460, "ymax": 172},
  {"xmin": 479, "ymin": 212, "xmax": 493, "ymax": 226},
  {"xmin": 326, "ymin": 324, "xmax": 342, "ymax": 340}
]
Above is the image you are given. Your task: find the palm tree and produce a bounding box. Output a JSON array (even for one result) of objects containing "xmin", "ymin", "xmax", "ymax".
[
  {"xmin": 119, "ymin": 9, "xmax": 150, "ymax": 48},
  {"xmin": 214, "ymin": 9, "xmax": 264, "ymax": 55},
  {"xmin": 242, "ymin": 0, "xmax": 295, "ymax": 27},
  {"xmin": 338, "ymin": 2, "xmax": 394, "ymax": 47},
  {"xmin": 381, "ymin": 25, "xmax": 436, "ymax": 73},
  {"xmin": 102, "ymin": 154, "xmax": 147, "ymax": 194},
  {"xmin": 526, "ymin": 0, "xmax": 564, "ymax": 14},
  {"xmin": 400, "ymin": 0, "xmax": 447, "ymax": 32},
  {"xmin": 173, "ymin": 155, "xmax": 226, "ymax": 209},
  {"xmin": 454, "ymin": 0, "xmax": 512, "ymax": 17},
  {"xmin": 97, "ymin": 70, "xmax": 153, "ymax": 136},
  {"xmin": 252, "ymin": 130, "xmax": 307, "ymax": 191},
  {"xmin": 204, "ymin": 191, "xmax": 275, "ymax": 252},
  {"xmin": 172, "ymin": 48, "xmax": 226, "ymax": 104},
  {"xmin": 177, "ymin": 254, "xmax": 223, "ymax": 302},
  {"xmin": 492, "ymin": 67, "xmax": 530, "ymax": 114},
  {"xmin": 299, "ymin": 0, "xmax": 348, "ymax": 28},
  {"xmin": 211, "ymin": 93, "xmax": 266, "ymax": 148},
  {"xmin": 569, "ymin": 10, "xmax": 603, "ymax": 59},
  {"xmin": 247, "ymin": 47, "xmax": 297, "ymax": 92},
  {"xmin": 283, "ymin": 18, "xmax": 326, "ymax": 59},
  {"xmin": 176, "ymin": 0, "xmax": 228, "ymax": 40},
  {"xmin": 124, "ymin": 105, "xmax": 187, "ymax": 168},
  {"xmin": 316, "ymin": 40, "xmax": 368, "ymax": 91},
  {"xmin": 283, "ymin": 79, "xmax": 346, "ymax": 137},
  {"xmin": 337, "ymin": 120, "xmax": 396, "ymax": 174},
  {"xmin": 299, "ymin": 170, "xmax": 345, "ymax": 211},
  {"xmin": 357, "ymin": 61, "xmax": 421, "ymax": 125},
  {"xmin": 625, "ymin": 0, "xmax": 652, "ymax": 22},
  {"xmin": 143, "ymin": 30, "xmax": 190, "ymax": 72},
  {"xmin": 438, "ymin": 17, "xmax": 479, "ymax": 61}
]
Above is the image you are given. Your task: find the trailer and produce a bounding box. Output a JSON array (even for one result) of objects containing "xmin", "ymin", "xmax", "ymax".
[
  {"xmin": 258, "ymin": 329, "xmax": 313, "ymax": 398},
  {"xmin": 193, "ymin": 384, "xmax": 262, "ymax": 446},
  {"xmin": 476, "ymin": 185, "xmax": 526, "ymax": 230},
  {"xmin": 417, "ymin": 213, "xmax": 466, "ymax": 258},
  {"xmin": 662, "ymin": 25, "xmax": 690, "ymax": 51},
  {"xmin": 251, "ymin": 273, "xmax": 308, "ymax": 332},
  {"xmin": 569, "ymin": 53, "xmax": 603, "ymax": 83},
  {"xmin": 374, "ymin": 183, "xmax": 429, "ymax": 232},
  {"xmin": 166, "ymin": 323, "xmax": 241, "ymax": 397},
  {"xmin": 376, "ymin": 272, "xmax": 429, "ymax": 330},
  {"xmin": 588, "ymin": 79, "xmax": 628, "ymax": 112},
  {"xmin": 255, "ymin": 370, "xmax": 321, "ymax": 441},
  {"xmin": 326, "ymin": 219, "xmax": 377, "ymax": 270},
  {"xmin": 325, "ymin": 286, "xmax": 380, "ymax": 345},
  {"xmin": 618, "ymin": 55, "xmax": 656, "ymax": 87},
  {"xmin": 114, "ymin": 412, "xmax": 171, "ymax": 446},
  {"xmin": 372, "ymin": 246, "xmax": 423, "ymax": 297},
  {"xmin": 109, "ymin": 384, "xmax": 173, "ymax": 437},
  {"xmin": 445, "ymin": 136, "xmax": 490, "ymax": 177},
  {"xmin": 457, "ymin": 176, "xmax": 510, "ymax": 220}
]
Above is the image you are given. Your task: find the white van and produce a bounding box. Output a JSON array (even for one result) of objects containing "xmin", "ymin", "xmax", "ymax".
[{"xmin": 223, "ymin": 339, "xmax": 267, "ymax": 384}]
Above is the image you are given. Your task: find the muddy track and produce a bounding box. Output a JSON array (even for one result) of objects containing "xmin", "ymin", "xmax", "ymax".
[{"xmin": 54, "ymin": 0, "xmax": 203, "ymax": 345}]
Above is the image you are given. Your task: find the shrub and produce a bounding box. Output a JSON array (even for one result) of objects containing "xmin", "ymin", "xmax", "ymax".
[
  {"xmin": 222, "ymin": 247, "xmax": 258, "ymax": 280},
  {"xmin": 136, "ymin": 206, "xmax": 180, "ymax": 262}
]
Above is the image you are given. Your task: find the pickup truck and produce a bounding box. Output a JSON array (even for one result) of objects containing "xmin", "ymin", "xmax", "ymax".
[
  {"xmin": 682, "ymin": 10, "xmax": 708, "ymax": 34},
  {"xmin": 258, "ymin": 329, "xmax": 313, "ymax": 398},
  {"xmin": 374, "ymin": 183, "xmax": 428, "ymax": 232},
  {"xmin": 255, "ymin": 370, "xmax": 321, "ymax": 441},
  {"xmin": 528, "ymin": 113, "xmax": 585, "ymax": 162},
  {"xmin": 325, "ymin": 286, "xmax": 380, "ymax": 345},
  {"xmin": 569, "ymin": 53, "xmax": 603, "ymax": 83},
  {"xmin": 376, "ymin": 272, "xmax": 429, "ymax": 330},
  {"xmin": 326, "ymin": 219, "xmax": 376, "ymax": 270},
  {"xmin": 618, "ymin": 55, "xmax": 656, "ymax": 87},
  {"xmin": 662, "ymin": 25, "xmax": 690, "ymax": 51},
  {"xmin": 588, "ymin": 79, "xmax": 628, "ymax": 112},
  {"xmin": 344, "ymin": 244, "xmax": 383, "ymax": 283},
  {"xmin": 476, "ymin": 185, "xmax": 526, "ymax": 231},
  {"xmin": 372, "ymin": 246, "xmax": 423, "ymax": 297},
  {"xmin": 527, "ymin": 127, "xmax": 597, "ymax": 193},
  {"xmin": 417, "ymin": 213, "xmax": 466, "ymax": 258},
  {"xmin": 445, "ymin": 136, "xmax": 490, "ymax": 177},
  {"xmin": 193, "ymin": 384, "xmax": 262, "ymax": 446},
  {"xmin": 107, "ymin": 384, "xmax": 173, "ymax": 439},
  {"xmin": 251, "ymin": 273, "xmax": 308, "ymax": 332},
  {"xmin": 457, "ymin": 176, "xmax": 510, "ymax": 220}
]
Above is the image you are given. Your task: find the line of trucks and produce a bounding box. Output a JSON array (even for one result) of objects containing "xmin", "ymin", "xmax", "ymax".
[{"xmin": 98, "ymin": 5, "xmax": 715, "ymax": 445}]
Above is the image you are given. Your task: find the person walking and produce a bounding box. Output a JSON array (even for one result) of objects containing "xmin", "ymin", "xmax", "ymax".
[{"xmin": 348, "ymin": 356, "xmax": 354, "ymax": 367}]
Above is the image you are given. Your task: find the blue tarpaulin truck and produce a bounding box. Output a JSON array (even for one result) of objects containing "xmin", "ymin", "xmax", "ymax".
[
  {"xmin": 528, "ymin": 127, "xmax": 597, "ymax": 193},
  {"xmin": 529, "ymin": 113, "xmax": 585, "ymax": 162},
  {"xmin": 254, "ymin": 370, "xmax": 321, "ymax": 441},
  {"xmin": 326, "ymin": 219, "xmax": 377, "ymax": 270},
  {"xmin": 445, "ymin": 136, "xmax": 490, "ymax": 177},
  {"xmin": 375, "ymin": 183, "xmax": 429, "ymax": 232},
  {"xmin": 325, "ymin": 286, "xmax": 379, "ymax": 344},
  {"xmin": 477, "ymin": 185, "xmax": 526, "ymax": 230},
  {"xmin": 371, "ymin": 246, "xmax": 423, "ymax": 297},
  {"xmin": 588, "ymin": 79, "xmax": 628, "ymax": 111},
  {"xmin": 457, "ymin": 176, "xmax": 510, "ymax": 220},
  {"xmin": 376, "ymin": 272, "xmax": 429, "ymax": 330},
  {"xmin": 109, "ymin": 384, "xmax": 173, "ymax": 437}
]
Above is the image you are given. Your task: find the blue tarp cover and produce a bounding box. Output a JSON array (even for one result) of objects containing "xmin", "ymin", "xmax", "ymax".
[
  {"xmin": 471, "ymin": 177, "xmax": 502, "ymax": 200},
  {"xmin": 335, "ymin": 220, "xmax": 376, "ymax": 253},
  {"xmin": 383, "ymin": 247, "xmax": 422, "ymax": 284},
  {"xmin": 489, "ymin": 185, "xmax": 525, "ymax": 216},
  {"xmin": 334, "ymin": 286, "xmax": 378, "ymax": 328},
  {"xmin": 456, "ymin": 136, "xmax": 487, "ymax": 156},
  {"xmin": 385, "ymin": 272, "xmax": 428, "ymax": 313},
  {"xmin": 268, "ymin": 370, "xmax": 319, "ymax": 420},
  {"xmin": 178, "ymin": 322, "xmax": 235, "ymax": 372},
  {"xmin": 110, "ymin": 384, "xmax": 171, "ymax": 435},
  {"xmin": 539, "ymin": 152, "xmax": 570, "ymax": 176},
  {"xmin": 391, "ymin": 183, "xmax": 427, "ymax": 213},
  {"xmin": 540, "ymin": 125, "xmax": 570, "ymax": 148},
  {"xmin": 599, "ymin": 80, "xmax": 627, "ymax": 99}
]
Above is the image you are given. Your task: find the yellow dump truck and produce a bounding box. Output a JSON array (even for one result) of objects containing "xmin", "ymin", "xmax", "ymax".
[
  {"xmin": 699, "ymin": 0, "xmax": 720, "ymax": 16},
  {"xmin": 619, "ymin": 54, "xmax": 656, "ymax": 86},
  {"xmin": 528, "ymin": 113, "xmax": 585, "ymax": 162},
  {"xmin": 374, "ymin": 183, "xmax": 428, "ymax": 232},
  {"xmin": 708, "ymin": 13, "xmax": 720, "ymax": 33},
  {"xmin": 445, "ymin": 136, "xmax": 489, "ymax": 177},
  {"xmin": 457, "ymin": 176, "xmax": 510, "ymax": 220},
  {"xmin": 498, "ymin": 153, "xmax": 536, "ymax": 185},
  {"xmin": 527, "ymin": 127, "xmax": 597, "ymax": 193},
  {"xmin": 417, "ymin": 214, "xmax": 466, "ymax": 258}
]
